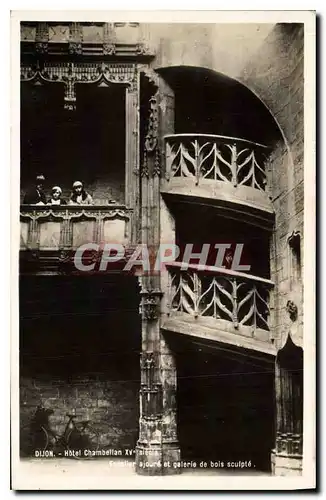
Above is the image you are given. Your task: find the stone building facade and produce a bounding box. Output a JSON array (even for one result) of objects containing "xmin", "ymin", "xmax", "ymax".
[{"xmin": 19, "ymin": 21, "xmax": 305, "ymax": 476}]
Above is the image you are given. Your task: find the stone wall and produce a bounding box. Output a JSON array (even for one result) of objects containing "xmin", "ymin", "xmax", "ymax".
[
  {"xmin": 20, "ymin": 375, "xmax": 139, "ymax": 452},
  {"xmin": 240, "ymin": 24, "xmax": 304, "ymax": 161},
  {"xmin": 19, "ymin": 275, "xmax": 141, "ymax": 456},
  {"xmin": 240, "ymin": 24, "xmax": 304, "ymax": 349}
]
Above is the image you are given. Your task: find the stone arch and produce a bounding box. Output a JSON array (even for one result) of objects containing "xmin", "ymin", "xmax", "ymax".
[
  {"xmin": 155, "ymin": 64, "xmax": 293, "ymax": 164},
  {"xmin": 277, "ymin": 332, "xmax": 303, "ymax": 368}
]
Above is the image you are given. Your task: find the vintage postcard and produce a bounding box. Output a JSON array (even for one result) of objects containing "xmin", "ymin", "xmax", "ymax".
[{"xmin": 11, "ymin": 10, "xmax": 316, "ymax": 490}]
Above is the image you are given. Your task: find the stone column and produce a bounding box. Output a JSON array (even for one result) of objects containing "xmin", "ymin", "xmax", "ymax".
[
  {"xmin": 135, "ymin": 70, "xmax": 180, "ymax": 475},
  {"xmin": 125, "ymin": 72, "xmax": 140, "ymax": 245},
  {"xmin": 136, "ymin": 284, "xmax": 165, "ymax": 475},
  {"xmin": 157, "ymin": 74, "xmax": 180, "ymax": 472}
]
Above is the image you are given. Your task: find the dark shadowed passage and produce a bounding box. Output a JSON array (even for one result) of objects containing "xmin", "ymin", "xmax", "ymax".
[
  {"xmin": 20, "ymin": 275, "xmax": 141, "ymax": 456},
  {"xmin": 169, "ymin": 334, "xmax": 275, "ymax": 472}
]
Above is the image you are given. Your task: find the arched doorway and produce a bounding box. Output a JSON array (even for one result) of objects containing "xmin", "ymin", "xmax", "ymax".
[{"xmin": 274, "ymin": 334, "xmax": 303, "ymax": 473}]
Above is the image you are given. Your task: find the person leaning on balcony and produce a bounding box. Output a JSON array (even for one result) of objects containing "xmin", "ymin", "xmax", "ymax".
[
  {"xmin": 23, "ymin": 174, "xmax": 47, "ymax": 205},
  {"xmin": 47, "ymin": 186, "xmax": 67, "ymax": 205},
  {"xmin": 69, "ymin": 181, "xmax": 93, "ymax": 205}
]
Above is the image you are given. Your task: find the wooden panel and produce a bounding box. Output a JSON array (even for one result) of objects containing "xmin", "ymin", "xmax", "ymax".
[
  {"xmin": 39, "ymin": 221, "xmax": 61, "ymax": 249},
  {"xmin": 103, "ymin": 219, "xmax": 126, "ymax": 245},
  {"xmin": 20, "ymin": 222, "xmax": 29, "ymax": 249},
  {"xmin": 72, "ymin": 220, "xmax": 95, "ymax": 248}
]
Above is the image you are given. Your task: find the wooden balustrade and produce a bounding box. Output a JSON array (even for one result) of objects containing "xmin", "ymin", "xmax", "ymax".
[
  {"xmin": 20, "ymin": 205, "xmax": 132, "ymax": 251},
  {"xmin": 165, "ymin": 134, "xmax": 270, "ymax": 193},
  {"xmin": 167, "ymin": 262, "xmax": 274, "ymax": 335}
]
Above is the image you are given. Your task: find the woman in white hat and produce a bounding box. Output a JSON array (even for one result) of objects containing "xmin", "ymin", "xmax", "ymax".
[
  {"xmin": 69, "ymin": 181, "xmax": 93, "ymax": 205},
  {"xmin": 47, "ymin": 186, "xmax": 66, "ymax": 205}
]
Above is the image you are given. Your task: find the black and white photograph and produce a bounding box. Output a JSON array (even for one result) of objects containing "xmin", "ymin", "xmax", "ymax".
[{"xmin": 11, "ymin": 11, "xmax": 316, "ymax": 490}]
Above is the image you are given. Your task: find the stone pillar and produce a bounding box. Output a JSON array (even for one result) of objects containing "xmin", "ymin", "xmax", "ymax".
[
  {"xmin": 135, "ymin": 70, "xmax": 180, "ymax": 475},
  {"xmin": 160, "ymin": 335, "xmax": 180, "ymax": 471},
  {"xmin": 125, "ymin": 72, "xmax": 140, "ymax": 244},
  {"xmin": 136, "ymin": 285, "xmax": 165, "ymax": 475},
  {"xmin": 272, "ymin": 333, "xmax": 303, "ymax": 476}
]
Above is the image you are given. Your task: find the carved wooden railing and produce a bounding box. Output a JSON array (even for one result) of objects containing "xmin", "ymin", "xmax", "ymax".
[
  {"xmin": 20, "ymin": 205, "xmax": 132, "ymax": 251},
  {"xmin": 167, "ymin": 262, "xmax": 274, "ymax": 334},
  {"xmin": 165, "ymin": 134, "xmax": 270, "ymax": 193}
]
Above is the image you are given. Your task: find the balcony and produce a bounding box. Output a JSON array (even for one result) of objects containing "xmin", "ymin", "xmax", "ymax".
[
  {"xmin": 162, "ymin": 262, "xmax": 275, "ymax": 355},
  {"xmin": 20, "ymin": 204, "xmax": 132, "ymax": 250},
  {"xmin": 162, "ymin": 134, "xmax": 274, "ymax": 226},
  {"xmin": 20, "ymin": 204, "xmax": 132, "ymax": 273}
]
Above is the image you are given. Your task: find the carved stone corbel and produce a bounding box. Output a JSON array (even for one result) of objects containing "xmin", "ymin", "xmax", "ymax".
[
  {"xmin": 103, "ymin": 23, "xmax": 116, "ymax": 55},
  {"xmin": 35, "ymin": 42, "xmax": 48, "ymax": 55},
  {"xmin": 69, "ymin": 42, "xmax": 83, "ymax": 56},
  {"xmin": 135, "ymin": 43, "xmax": 149, "ymax": 55},
  {"xmin": 103, "ymin": 43, "xmax": 116, "ymax": 56},
  {"xmin": 35, "ymin": 22, "xmax": 48, "ymax": 55},
  {"xmin": 58, "ymin": 249, "xmax": 72, "ymax": 263},
  {"xmin": 286, "ymin": 300, "xmax": 298, "ymax": 322},
  {"xmin": 69, "ymin": 23, "xmax": 83, "ymax": 56}
]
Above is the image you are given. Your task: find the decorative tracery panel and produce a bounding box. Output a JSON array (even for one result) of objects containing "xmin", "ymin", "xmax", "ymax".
[
  {"xmin": 168, "ymin": 263, "xmax": 273, "ymax": 334},
  {"xmin": 165, "ymin": 134, "xmax": 270, "ymax": 193},
  {"xmin": 21, "ymin": 61, "xmax": 138, "ymax": 110}
]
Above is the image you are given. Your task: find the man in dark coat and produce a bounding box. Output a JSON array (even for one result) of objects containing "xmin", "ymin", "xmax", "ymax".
[{"xmin": 23, "ymin": 174, "xmax": 47, "ymax": 204}]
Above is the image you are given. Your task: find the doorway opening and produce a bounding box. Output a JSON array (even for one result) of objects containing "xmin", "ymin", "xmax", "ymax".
[{"xmin": 167, "ymin": 333, "xmax": 275, "ymax": 473}]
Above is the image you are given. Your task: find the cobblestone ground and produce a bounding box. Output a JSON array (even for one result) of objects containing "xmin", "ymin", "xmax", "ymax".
[
  {"xmin": 17, "ymin": 456, "xmax": 269, "ymax": 489},
  {"xmin": 15, "ymin": 458, "xmax": 271, "ymax": 490}
]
